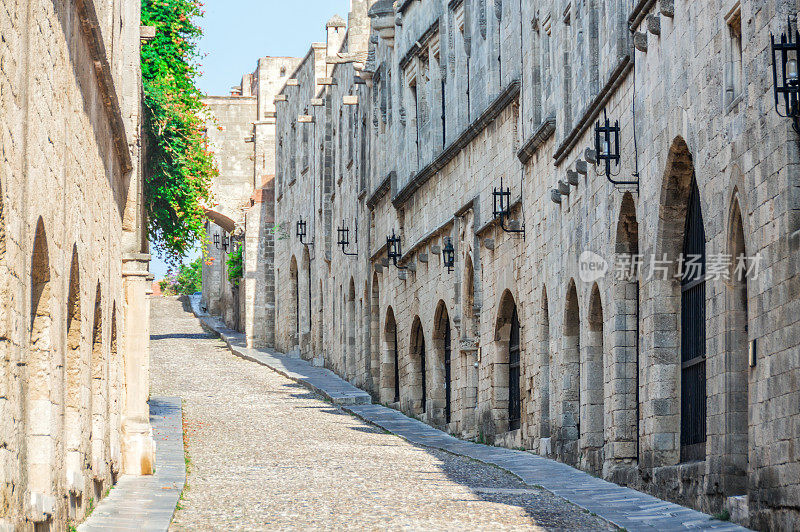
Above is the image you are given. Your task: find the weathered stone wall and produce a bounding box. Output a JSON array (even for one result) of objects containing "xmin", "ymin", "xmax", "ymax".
[
  {"xmin": 0, "ymin": 0, "xmax": 152, "ymax": 528},
  {"xmin": 272, "ymin": 0, "xmax": 799, "ymax": 529},
  {"xmin": 201, "ymin": 58, "xmax": 299, "ymax": 343}
]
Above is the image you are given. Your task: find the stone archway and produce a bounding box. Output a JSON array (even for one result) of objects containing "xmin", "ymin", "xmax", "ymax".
[
  {"xmin": 583, "ymin": 284, "xmax": 605, "ymax": 474},
  {"xmin": 558, "ymin": 279, "xmax": 580, "ymax": 466},
  {"xmin": 538, "ymin": 286, "xmax": 551, "ymax": 441},
  {"xmin": 431, "ymin": 301, "xmax": 452, "ymax": 428},
  {"xmin": 723, "ymin": 193, "xmax": 749, "ymax": 496},
  {"xmin": 408, "ymin": 317, "xmax": 426, "ymax": 415},
  {"xmin": 650, "ymin": 136, "xmax": 707, "ymax": 466},
  {"xmin": 382, "ymin": 306, "xmax": 399, "ymax": 404},
  {"xmin": 369, "ymin": 273, "xmax": 381, "ymax": 397},
  {"xmin": 27, "ymin": 218, "xmax": 56, "ymax": 520},
  {"xmin": 289, "ymin": 256, "xmax": 299, "ymax": 349},
  {"xmin": 612, "ymin": 192, "xmax": 640, "ymax": 465},
  {"xmin": 90, "ymin": 283, "xmax": 108, "ymax": 497},
  {"xmin": 347, "ymin": 278, "xmax": 356, "ymax": 382},
  {"xmin": 64, "ymin": 247, "xmax": 86, "ymax": 516},
  {"xmin": 492, "ymin": 290, "xmax": 521, "ymax": 438}
]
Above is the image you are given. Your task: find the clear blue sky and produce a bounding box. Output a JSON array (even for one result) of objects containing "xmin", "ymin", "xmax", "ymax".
[{"xmin": 151, "ymin": 0, "xmax": 349, "ymax": 279}]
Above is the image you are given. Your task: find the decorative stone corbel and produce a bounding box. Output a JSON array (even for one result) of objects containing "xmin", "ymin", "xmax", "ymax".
[
  {"xmin": 483, "ymin": 238, "xmax": 495, "ymax": 250},
  {"xmin": 558, "ymin": 180, "xmax": 571, "ymax": 195},
  {"xmin": 646, "ymin": 14, "xmax": 661, "ymax": 35},
  {"xmin": 567, "ymin": 170, "xmax": 580, "ymax": 187},
  {"xmin": 398, "ymin": 270, "xmax": 408, "ymax": 280},
  {"xmin": 575, "ymin": 159, "xmax": 588, "ymax": 175},
  {"xmin": 584, "ymin": 147, "xmax": 597, "ymax": 164},
  {"xmin": 551, "ymin": 189, "xmax": 562, "ymax": 204},
  {"xmin": 374, "ymin": 263, "xmax": 384, "ymax": 273},
  {"xmin": 407, "ymin": 261, "xmax": 417, "ymax": 273},
  {"xmin": 381, "ymin": 258, "xmax": 390, "ymax": 267},
  {"xmin": 431, "ymin": 245, "xmax": 441, "ymax": 254},
  {"xmin": 418, "ymin": 253, "xmax": 429, "ymax": 263},
  {"xmin": 633, "ymin": 32, "xmax": 648, "ymax": 52},
  {"xmin": 660, "ymin": 0, "xmax": 674, "ymax": 17}
]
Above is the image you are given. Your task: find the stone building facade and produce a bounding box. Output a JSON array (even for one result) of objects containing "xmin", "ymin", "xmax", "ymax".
[
  {"xmin": 201, "ymin": 57, "xmax": 301, "ymax": 346},
  {"xmin": 268, "ymin": 0, "xmax": 800, "ymax": 529},
  {"xmin": 0, "ymin": 0, "xmax": 155, "ymax": 528}
]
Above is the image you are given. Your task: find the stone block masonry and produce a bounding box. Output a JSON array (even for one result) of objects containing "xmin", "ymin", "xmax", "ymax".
[
  {"xmin": 0, "ymin": 0, "xmax": 154, "ymax": 528},
  {"xmin": 204, "ymin": 0, "xmax": 800, "ymax": 529}
]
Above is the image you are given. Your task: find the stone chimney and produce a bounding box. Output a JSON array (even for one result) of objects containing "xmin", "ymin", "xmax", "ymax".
[{"xmin": 326, "ymin": 14, "xmax": 347, "ymax": 76}]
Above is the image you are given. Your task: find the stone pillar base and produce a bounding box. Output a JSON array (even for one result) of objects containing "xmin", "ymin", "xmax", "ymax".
[{"xmin": 121, "ymin": 416, "xmax": 155, "ymax": 475}]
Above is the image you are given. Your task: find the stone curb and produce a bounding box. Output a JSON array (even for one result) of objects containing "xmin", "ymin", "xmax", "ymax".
[
  {"xmin": 78, "ymin": 397, "xmax": 186, "ymax": 532},
  {"xmin": 188, "ymin": 296, "xmax": 751, "ymax": 532}
]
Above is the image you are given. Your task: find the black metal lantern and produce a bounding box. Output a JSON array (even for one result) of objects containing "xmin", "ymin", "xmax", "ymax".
[
  {"xmin": 222, "ymin": 233, "xmax": 230, "ymax": 252},
  {"xmin": 337, "ymin": 222, "xmax": 358, "ymax": 256},
  {"xmin": 492, "ymin": 177, "xmax": 525, "ymax": 236},
  {"xmin": 593, "ymin": 109, "xmax": 639, "ymax": 188},
  {"xmin": 296, "ymin": 218, "xmax": 307, "ymax": 241},
  {"xmin": 213, "ymin": 233, "xmax": 220, "ymax": 249},
  {"xmin": 386, "ymin": 230, "xmax": 406, "ymax": 269},
  {"xmin": 442, "ymin": 237, "xmax": 455, "ymax": 273},
  {"xmin": 771, "ymin": 17, "xmax": 800, "ymax": 133},
  {"xmin": 594, "ymin": 109, "xmax": 620, "ymax": 178}
]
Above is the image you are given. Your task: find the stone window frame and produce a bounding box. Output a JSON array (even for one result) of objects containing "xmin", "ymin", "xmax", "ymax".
[{"xmin": 724, "ymin": 2, "xmax": 744, "ymax": 111}]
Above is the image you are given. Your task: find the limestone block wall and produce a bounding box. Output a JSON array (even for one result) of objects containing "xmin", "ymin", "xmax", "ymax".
[
  {"xmin": 0, "ymin": 0, "xmax": 150, "ymax": 528},
  {"xmin": 271, "ymin": 0, "xmax": 800, "ymax": 529}
]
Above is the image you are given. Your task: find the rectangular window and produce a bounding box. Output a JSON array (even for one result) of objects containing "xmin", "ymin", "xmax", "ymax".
[{"xmin": 725, "ymin": 4, "xmax": 743, "ymax": 108}]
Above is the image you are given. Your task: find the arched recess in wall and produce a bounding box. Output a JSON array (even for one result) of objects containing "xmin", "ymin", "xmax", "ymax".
[
  {"xmin": 584, "ymin": 284, "xmax": 606, "ymax": 474},
  {"xmin": 90, "ymin": 283, "xmax": 108, "ymax": 494},
  {"xmin": 347, "ymin": 278, "xmax": 356, "ymax": 382},
  {"xmin": 369, "ymin": 273, "xmax": 381, "ymax": 396},
  {"xmin": 289, "ymin": 256, "xmax": 299, "ymax": 346},
  {"xmin": 301, "ymin": 248, "xmax": 311, "ymax": 336},
  {"xmin": 561, "ymin": 279, "xmax": 581, "ymax": 464},
  {"xmin": 383, "ymin": 306, "xmax": 399, "ymax": 404},
  {"xmin": 109, "ymin": 306, "xmax": 120, "ymax": 476},
  {"xmin": 28, "ymin": 218, "xmax": 55, "ymax": 499},
  {"xmin": 462, "ymin": 253, "xmax": 476, "ymax": 339},
  {"xmin": 614, "ymin": 191, "xmax": 640, "ymax": 461},
  {"xmin": 724, "ymin": 192, "xmax": 749, "ymax": 495},
  {"xmin": 539, "ymin": 286, "xmax": 551, "ymax": 439},
  {"xmin": 409, "ymin": 316, "xmax": 427, "ymax": 415},
  {"xmin": 64, "ymin": 247, "xmax": 84, "ymax": 495},
  {"xmin": 655, "ymin": 137, "xmax": 706, "ymax": 464},
  {"xmin": 494, "ymin": 290, "xmax": 521, "ymax": 433},
  {"xmin": 317, "ymin": 279, "xmax": 324, "ymax": 353},
  {"xmin": 432, "ymin": 301, "xmax": 452, "ymax": 427}
]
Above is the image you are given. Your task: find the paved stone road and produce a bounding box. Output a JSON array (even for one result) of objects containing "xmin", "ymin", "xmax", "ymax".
[{"xmin": 150, "ymin": 297, "xmax": 615, "ymax": 531}]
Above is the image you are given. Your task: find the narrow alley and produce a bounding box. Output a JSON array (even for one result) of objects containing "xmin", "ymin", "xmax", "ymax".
[{"xmin": 149, "ymin": 297, "xmax": 615, "ymax": 530}]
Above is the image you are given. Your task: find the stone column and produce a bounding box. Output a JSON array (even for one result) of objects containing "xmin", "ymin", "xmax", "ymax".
[{"xmin": 120, "ymin": 253, "xmax": 155, "ymax": 475}]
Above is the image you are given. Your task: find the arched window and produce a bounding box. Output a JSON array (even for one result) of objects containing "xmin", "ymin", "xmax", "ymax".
[{"xmin": 680, "ymin": 177, "xmax": 707, "ymax": 462}]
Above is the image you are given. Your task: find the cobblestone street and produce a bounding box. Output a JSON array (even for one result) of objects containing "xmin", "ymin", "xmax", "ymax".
[{"xmin": 149, "ymin": 297, "xmax": 615, "ymax": 530}]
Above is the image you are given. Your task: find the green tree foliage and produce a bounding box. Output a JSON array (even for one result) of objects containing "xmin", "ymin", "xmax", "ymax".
[
  {"xmin": 226, "ymin": 246, "xmax": 243, "ymax": 286},
  {"xmin": 142, "ymin": 0, "xmax": 217, "ymax": 265},
  {"xmin": 159, "ymin": 257, "xmax": 203, "ymax": 295}
]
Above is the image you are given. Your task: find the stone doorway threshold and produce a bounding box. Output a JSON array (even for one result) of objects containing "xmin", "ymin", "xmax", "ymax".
[{"xmin": 189, "ymin": 295, "xmax": 750, "ymax": 532}]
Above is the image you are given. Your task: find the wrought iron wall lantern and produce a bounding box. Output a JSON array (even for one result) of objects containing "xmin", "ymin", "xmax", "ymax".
[
  {"xmin": 337, "ymin": 222, "xmax": 358, "ymax": 257},
  {"xmin": 492, "ymin": 177, "xmax": 525, "ymax": 236},
  {"xmin": 771, "ymin": 17, "xmax": 800, "ymax": 133},
  {"xmin": 594, "ymin": 109, "xmax": 639, "ymax": 189},
  {"xmin": 386, "ymin": 230, "xmax": 407, "ymax": 270},
  {"xmin": 442, "ymin": 237, "xmax": 455, "ymax": 273},
  {"xmin": 213, "ymin": 233, "xmax": 220, "ymax": 249},
  {"xmin": 222, "ymin": 233, "xmax": 230, "ymax": 252},
  {"xmin": 296, "ymin": 217, "xmax": 313, "ymax": 245}
]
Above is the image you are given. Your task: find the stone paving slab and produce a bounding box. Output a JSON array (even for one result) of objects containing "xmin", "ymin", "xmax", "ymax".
[
  {"xmin": 78, "ymin": 397, "xmax": 185, "ymax": 532},
  {"xmin": 190, "ymin": 295, "xmax": 751, "ymax": 532}
]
